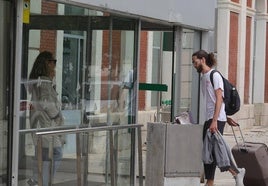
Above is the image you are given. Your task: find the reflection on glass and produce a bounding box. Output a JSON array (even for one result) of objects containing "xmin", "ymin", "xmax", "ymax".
[
  {"xmin": 62, "ymin": 35, "xmax": 84, "ymax": 110},
  {"xmin": 27, "ymin": 51, "xmax": 64, "ymax": 186},
  {"xmin": 181, "ymin": 29, "xmax": 201, "ymax": 124},
  {"xmin": 18, "ymin": 3, "xmax": 137, "ymax": 185}
]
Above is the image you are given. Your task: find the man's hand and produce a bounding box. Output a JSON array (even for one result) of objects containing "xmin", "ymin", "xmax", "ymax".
[
  {"xmin": 209, "ymin": 120, "xmax": 218, "ymax": 133},
  {"xmin": 227, "ymin": 117, "xmax": 239, "ymax": 126}
]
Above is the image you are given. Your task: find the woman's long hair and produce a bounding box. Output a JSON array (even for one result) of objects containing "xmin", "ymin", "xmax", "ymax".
[
  {"xmin": 29, "ymin": 51, "xmax": 53, "ymax": 80},
  {"xmin": 28, "ymin": 51, "xmax": 53, "ymax": 94}
]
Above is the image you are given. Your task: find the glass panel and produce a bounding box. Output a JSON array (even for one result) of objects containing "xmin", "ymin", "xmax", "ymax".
[
  {"xmin": 62, "ymin": 35, "xmax": 84, "ymax": 110},
  {"xmin": 19, "ymin": 127, "xmax": 133, "ymax": 186},
  {"xmin": 18, "ymin": 2, "xmax": 136, "ymax": 186},
  {"xmin": 149, "ymin": 31, "xmax": 173, "ymax": 122},
  {"xmin": 87, "ymin": 27, "xmax": 135, "ymax": 126},
  {"xmin": 88, "ymin": 19, "xmax": 135, "ymax": 185},
  {"xmin": 180, "ymin": 28, "xmax": 201, "ymax": 123},
  {"xmin": 19, "ymin": 29, "xmax": 78, "ymax": 185},
  {"xmin": 151, "ymin": 32, "xmax": 161, "ymax": 107},
  {"xmin": 160, "ymin": 32, "xmax": 173, "ymax": 122}
]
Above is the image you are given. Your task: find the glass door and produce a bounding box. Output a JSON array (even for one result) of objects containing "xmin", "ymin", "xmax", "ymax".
[
  {"xmin": 15, "ymin": 3, "xmax": 138, "ymax": 186},
  {"xmin": 88, "ymin": 18, "xmax": 137, "ymax": 186}
]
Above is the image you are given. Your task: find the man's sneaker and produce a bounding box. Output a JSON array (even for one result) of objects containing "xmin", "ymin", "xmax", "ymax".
[
  {"xmin": 27, "ymin": 178, "xmax": 38, "ymax": 186},
  {"xmin": 234, "ymin": 168, "xmax": 246, "ymax": 186}
]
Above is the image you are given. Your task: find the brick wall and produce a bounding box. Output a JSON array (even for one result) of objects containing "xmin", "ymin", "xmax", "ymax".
[
  {"xmin": 42, "ymin": 1, "xmax": 57, "ymax": 15},
  {"xmin": 40, "ymin": 0, "xmax": 57, "ymax": 53},
  {"xmin": 138, "ymin": 31, "xmax": 148, "ymax": 110},
  {"xmin": 244, "ymin": 16, "xmax": 251, "ymax": 104},
  {"xmin": 99, "ymin": 30, "xmax": 148, "ymax": 110},
  {"xmin": 40, "ymin": 30, "xmax": 56, "ymax": 53},
  {"xmin": 231, "ymin": 0, "xmax": 240, "ymax": 4},
  {"xmin": 229, "ymin": 12, "xmax": 239, "ymax": 86},
  {"xmin": 101, "ymin": 30, "xmax": 121, "ymax": 100},
  {"xmin": 247, "ymin": 0, "xmax": 252, "ymax": 8}
]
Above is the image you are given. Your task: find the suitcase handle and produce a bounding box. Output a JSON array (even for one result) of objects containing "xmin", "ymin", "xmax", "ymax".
[{"xmin": 227, "ymin": 117, "xmax": 248, "ymax": 152}]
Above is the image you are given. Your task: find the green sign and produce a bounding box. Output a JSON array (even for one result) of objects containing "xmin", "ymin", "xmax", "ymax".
[{"xmin": 139, "ymin": 83, "xmax": 168, "ymax": 92}]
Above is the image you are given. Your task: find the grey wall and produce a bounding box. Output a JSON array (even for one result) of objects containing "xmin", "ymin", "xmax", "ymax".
[{"xmin": 52, "ymin": 0, "xmax": 216, "ymax": 30}]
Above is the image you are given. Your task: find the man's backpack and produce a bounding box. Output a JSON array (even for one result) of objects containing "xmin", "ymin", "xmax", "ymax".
[{"xmin": 210, "ymin": 70, "xmax": 240, "ymax": 116}]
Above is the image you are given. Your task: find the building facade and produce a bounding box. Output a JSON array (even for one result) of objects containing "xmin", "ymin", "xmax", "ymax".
[
  {"xmin": 217, "ymin": 0, "xmax": 268, "ymax": 128},
  {"xmin": 0, "ymin": 0, "xmax": 267, "ymax": 185}
]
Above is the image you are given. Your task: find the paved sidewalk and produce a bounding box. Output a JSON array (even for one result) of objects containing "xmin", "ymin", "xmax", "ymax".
[{"xmin": 201, "ymin": 125, "xmax": 268, "ymax": 186}]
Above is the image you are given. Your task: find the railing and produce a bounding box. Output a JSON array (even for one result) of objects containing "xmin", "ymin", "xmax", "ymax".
[{"xmin": 31, "ymin": 124, "xmax": 143, "ymax": 186}]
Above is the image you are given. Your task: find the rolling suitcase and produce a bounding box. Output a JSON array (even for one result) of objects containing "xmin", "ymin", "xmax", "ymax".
[{"xmin": 230, "ymin": 121, "xmax": 268, "ymax": 186}]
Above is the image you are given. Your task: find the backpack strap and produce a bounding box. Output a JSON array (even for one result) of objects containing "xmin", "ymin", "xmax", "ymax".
[
  {"xmin": 209, "ymin": 69, "xmax": 217, "ymax": 88},
  {"xmin": 210, "ymin": 70, "xmax": 225, "ymax": 100}
]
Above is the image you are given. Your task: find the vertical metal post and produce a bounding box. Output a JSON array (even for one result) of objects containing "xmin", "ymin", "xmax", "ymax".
[
  {"xmin": 83, "ymin": 17, "xmax": 92, "ymax": 186},
  {"xmin": 76, "ymin": 133, "xmax": 82, "ymax": 186},
  {"xmin": 137, "ymin": 126, "xmax": 143, "ymax": 186},
  {"xmin": 82, "ymin": 133, "xmax": 89, "ymax": 186},
  {"xmin": 114, "ymin": 130, "xmax": 118, "ymax": 184},
  {"xmin": 156, "ymin": 31, "xmax": 164, "ymax": 122},
  {"xmin": 37, "ymin": 136, "xmax": 43, "ymax": 186},
  {"xmin": 48, "ymin": 139, "xmax": 54, "ymax": 186},
  {"xmin": 130, "ymin": 127, "xmax": 135, "ymax": 186},
  {"xmin": 173, "ymin": 26, "xmax": 182, "ymax": 116},
  {"xmin": 11, "ymin": 0, "xmax": 24, "ymax": 185},
  {"xmin": 109, "ymin": 130, "xmax": 115, "ymax": 186},
  {"xmin": 106, "ymin": 16, "xmax": 114, "ymax": 185},
  {"xmin": 107, "ymin": 16, "xmax": 113, "ymax": 125}
]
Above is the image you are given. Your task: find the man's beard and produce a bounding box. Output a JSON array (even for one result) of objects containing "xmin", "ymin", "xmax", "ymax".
[{"xmin": 196, "ymin": 65, "xmax": 203, "ymax": 73}]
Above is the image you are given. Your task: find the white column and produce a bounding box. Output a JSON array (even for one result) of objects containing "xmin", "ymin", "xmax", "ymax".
[
  {"xmin": 216, "ymin": 1, "xmax": 230, "ymax": 76},
  {"xmin": 253, "ymin": 14, "xmax": 267, "ymax": 103},
  {"xmin": 146, "ymin": 31, "xmax": 153, "ymax": 110},
  {"xmin": 237, "ymin": 0, "xmax": 247, "ymax": 104}
]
